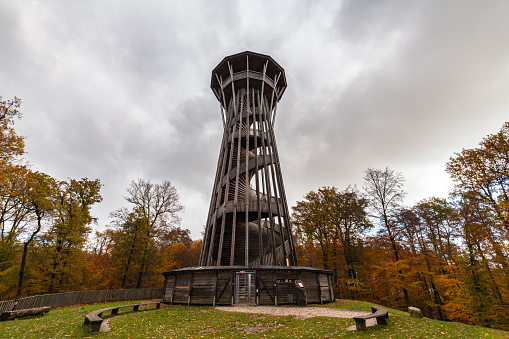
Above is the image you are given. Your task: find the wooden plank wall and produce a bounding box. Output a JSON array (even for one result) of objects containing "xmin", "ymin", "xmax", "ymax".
[
  {"xmin": 172, "ymin": 273, "xmax": 191, "ymax": 304},
  {"xmin": 163, "ymin": 276, "xmax": 174, "ymax": 303},
  {"xmin": 257, "ymin": 271, "xmax": 275, "ymax": 304},
  {"xmin": 162, "ymin": 270, "xmax": 333, "ymax": 305},
  {"xmin": 215, "ymin": 272, "xmax": 234, "ymax": 305},
  {"xmin": 190, "ymin": 273, "xmax": 215, "ymax": 305}
]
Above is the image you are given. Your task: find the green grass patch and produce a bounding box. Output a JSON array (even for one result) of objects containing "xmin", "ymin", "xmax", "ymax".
[{"xmin": 0, "ymin": 300, "xmax": 507, "ymax": 338}]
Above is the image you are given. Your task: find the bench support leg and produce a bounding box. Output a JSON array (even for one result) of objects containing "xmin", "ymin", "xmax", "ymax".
[
  {"xmin": 89, "ymin": 321, "xmax": 103, "ymax": 333},
  {"xmin": 354, "ymin": 318, "xmax": 367, "ymax": 331},
  {"xmin": 376, "ymin": 315, "xmax": 387, "ymax": 325}
]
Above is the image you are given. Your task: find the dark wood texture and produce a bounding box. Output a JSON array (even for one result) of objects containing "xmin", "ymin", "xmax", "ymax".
[
  {"xmin": 0, "ymin": 306, "xmax": 51, "ymax": 321},
  {"xmin": 0, "ymin": 288, "xmax": 163, "ymax": 312},
  {"xmin": 353, "ymin": 306, "xmax": 389, "ymax": 331},
  {"xmin": 83, "ymin": 302, "xmax": 161, "ymax": 333},
  {"xmin": 200, "ymin": 51, "xmax": 297, "ymax": 268},
  {"xmin": 162, "ymin": 266, "xmax": 334, "ymax": 306},
  {"xmin": 162, "ymin": 52, "xmax": 335, "ymax": 306}
]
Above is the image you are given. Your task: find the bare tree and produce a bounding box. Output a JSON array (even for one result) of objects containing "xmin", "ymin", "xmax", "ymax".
[
  {"xmin": 125, "ymin": 179, "xmax": 184, "ymax": 232},
  {"xmin": 363, "ymin": 167, "xmax": 410, "ymax": 307},
  {"xmin": 115, "ymin": 179, "xmax": 184, "ymax": 288}
]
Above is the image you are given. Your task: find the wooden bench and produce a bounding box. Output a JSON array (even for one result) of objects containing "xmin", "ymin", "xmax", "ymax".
[
  {"xmin": 84, "ymin": 301, "xmax": 161, "ymax": 333},
  {"xmin": 353, "ymin": 306, "xmax": 389, "ymax": 331},
  {"xmin": 0, "ymin": 306, "xmax": 51, "ymax": 321}
]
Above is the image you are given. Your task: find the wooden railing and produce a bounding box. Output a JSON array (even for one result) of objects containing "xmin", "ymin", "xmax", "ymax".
[
  {"xmin": 222, "ymin": 71, "xmax": 276, "ymax": 89},
  {"xmin": 0, "ymin": 288, "xmax": 163, "ymax": 312}
]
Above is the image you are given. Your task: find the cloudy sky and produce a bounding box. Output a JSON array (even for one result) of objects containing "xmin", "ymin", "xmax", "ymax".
[{"xmin": 2, "ymin": 1, "xmax": 509, "ymax": 238}]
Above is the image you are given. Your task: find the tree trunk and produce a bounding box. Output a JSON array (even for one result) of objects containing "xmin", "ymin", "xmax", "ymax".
[{"xmin": 17, "ymin": 213, "xmax": 43, "ymax": 296}]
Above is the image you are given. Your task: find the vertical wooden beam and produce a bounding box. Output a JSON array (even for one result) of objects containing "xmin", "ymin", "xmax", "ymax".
[
  {"xmin": 265, "ymin": 123, "xmax": 299, "ymax": 265},
  {"xmin": 273, "ymin": 270, "xmax": 278, "ymax": 306},
  {"xmin": 271, "ymin": 73, "xmax": 282, "ymax": 127},
  {"xmin": 201, "ymin": 121, "xmax": 228, "ymax": 265},
  {"xmin": 328, "ymin": 273, "xmax": 334, "ymax": 301},
  {"xmin": 257, "ymin": 90, "xmax": 277, "ymax": 265},
  {"xmin": 244, "ymin": 55, "xmax": 250, "ymax": 267},
  {"xmin": 217, "ymin": 61, "xmax": 238, "ymax": 265},
  {"xmin": 230, "ymin": 91, "xmax": 243, "ymax": 265},
  {"xmin": 213, "ymin": 271, "xmax": 218, "ymax": 306},
  {"xmin": 316, "ymin": 273, "xmax": 323, "ymax": 304},
  {"xmin": 171, "ymin": 273, "xmax": 177, "ymax": 304},
  {"xmin": 188, "ymin": 272, "xmax": 194, "ymax": 305},
  {"xmin": 253, "ymin": 89, "xmax": 262, "ymax": 266},
  {"xmin": 204, "ymin": 73, "xmax": 231, "ymax": 266},
  {"xmin": 261, "ymin": 109, "xmax": 288, "ymax": 264},
  {"xmin": 231, "ymin": 272, "xmax": 235, "ymax": 305}
]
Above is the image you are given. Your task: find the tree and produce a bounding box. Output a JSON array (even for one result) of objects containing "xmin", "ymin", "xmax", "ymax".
[
  {"xmin": 0, "ymin": 165, "xmax": 30, "ymax": 298},
  {"xmin": 363, "ymin": 167, "xmax": 411, "ymax": 307},
  {"xmin": 17, "ymin": 172, "xmax": 57, "ymax": 296},
  {"xmin": 110, "ymin": 179, "xmax": 185, "ymax": 288},
  {"xmin": 0, "ymin": 95, "xmax": 24, "ymax": 165},
  {"xmin": 84, "ymin": 229, "xmax": 117, "ymax": 289},
  {"xmin": 292, "ymin": 186, "xmax": 371, "ymax": 298},
  {"xmin": 446, "ymin": 122, "xmax": 509, "ymax": 230},
  {"xmin": 110, "ymin": 208, "xmax": 153, "ymax": 288},
  {"xmin": 33, "ymin": 178, "xmax": 102, "ymax": 294},
  {"xmin": 293, "ymin": 188, "xmax": 334, "ymax": 271},
  {"xmin": 445, "ymin": 121, "xmax": 509, "ymax": 326},
  {"xmin": 164, "ymin": 239, "xmax": 202, "ymax": 271}
]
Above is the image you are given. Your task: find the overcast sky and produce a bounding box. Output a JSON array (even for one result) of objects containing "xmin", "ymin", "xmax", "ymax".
[{"xmin": 2, "ymin": 1, "xmax": 509, "ymax": 239}]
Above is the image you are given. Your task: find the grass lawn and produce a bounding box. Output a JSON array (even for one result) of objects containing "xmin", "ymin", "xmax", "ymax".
[{"xmin": 0, "ymin": 299, "xmax": 507, "ymax": 338}]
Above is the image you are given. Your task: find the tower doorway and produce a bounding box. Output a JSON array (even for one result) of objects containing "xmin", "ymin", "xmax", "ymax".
[{"xmin": 235, "ymin": 271, "xmax": 255, "ymax": 304}]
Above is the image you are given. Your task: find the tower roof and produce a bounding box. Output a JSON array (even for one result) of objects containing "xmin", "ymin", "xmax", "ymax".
[{"xmin": 210, "ymin": 51, "xmax": 287, "ymax": 98}]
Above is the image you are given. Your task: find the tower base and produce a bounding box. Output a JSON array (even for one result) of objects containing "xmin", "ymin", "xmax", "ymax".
[{"xmin": 162, "ymin": 266, "xmax": 335, "ymax": 306}]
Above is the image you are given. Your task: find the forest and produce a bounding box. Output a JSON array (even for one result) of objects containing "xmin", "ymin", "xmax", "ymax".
[
  {"xmin": 293, "ymin": 122, "xmax": 509, "ymax": 330},
  {"xmin": 0, "ymin": 95, "xmax": 200, "ymax": 299},
  {"xmin": 1, "ymin": 95, "xmax": 509, "ymax": 330}
]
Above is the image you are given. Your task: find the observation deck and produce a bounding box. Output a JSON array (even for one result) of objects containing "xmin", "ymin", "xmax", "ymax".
[{"xmin": 210, "ymin": 51, "xmax": 287, "ymax": 107}]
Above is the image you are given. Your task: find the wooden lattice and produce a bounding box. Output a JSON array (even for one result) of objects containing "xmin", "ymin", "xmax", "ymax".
[{"xmin": 200, "ymin": 51, "xmax": 298, "ymax": 267}]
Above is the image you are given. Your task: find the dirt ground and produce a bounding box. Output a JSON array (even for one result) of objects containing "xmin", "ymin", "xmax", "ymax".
[{"xmin": 216, "ymin": 305, "xmax": 376, "ymax": 330}]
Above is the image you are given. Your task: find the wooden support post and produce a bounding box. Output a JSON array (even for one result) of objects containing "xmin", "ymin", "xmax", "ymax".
[
  {"xmin": 171, "ymin": 274, "xmax": 177, "ymax": 304},
  {"xmin": 316, "ymin": 273, "xmax": 323, "ymax": 304},
  {"xmin": 213, "ymin": 271, "xmax": 218, "ymax": 306},
  {"xmin": 188, "ymin": 272, "xmax": 194, "ymax": 305}
]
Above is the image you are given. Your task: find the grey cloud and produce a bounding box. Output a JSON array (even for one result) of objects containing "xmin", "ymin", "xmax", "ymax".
[{"xmin": 2, "ymin": 0, "xmax": 509, "ymax": 237}]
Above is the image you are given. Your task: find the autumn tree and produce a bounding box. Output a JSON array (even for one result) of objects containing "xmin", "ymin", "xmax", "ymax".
[
  {"xmin": 0, "ymin": 95, "xmax": 24, "ymax": 165},
  {"xmin": 84, "ymin": 229, "xmax": 117, "ymax": 289},
  {"xmin": 445, "ymin": 121, "xmax": 509, "ymax": 326},
  {"xmin": 0, "ymin": 166, "xmax": 30, "ymax": 297},
  {"xmin": 110, "ymin": 179, "xmax": 185, "ymax": 288},
  {"xmin": 446, "ymin": 122, "xmax": 509, "ymax": 230},
  {"xmin": 293, "ymin": 188, "xmax": 335, "ymax": 271},
  {"xmin": 31, "ymin": 178, "xmax": 102, "ymax": 294},
  {"xmin": 292, "ymin": 186, "xmax": 371, "ymax": 298},
  {"xmin": 16, "ymin": 172, "xmax": 57, "ymax": 296},
  {"xmin": 164, "ymin": 239, "xmax": 202, "ymax": 271},
  {"xmin": 363, "ymin": 167, "xmax": 411, "ymax": 307}
]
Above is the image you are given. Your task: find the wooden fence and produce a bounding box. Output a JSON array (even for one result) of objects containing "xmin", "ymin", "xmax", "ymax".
[{"xmin": 0, "ymin": 288, "xmax": 163, "ymax": 312}]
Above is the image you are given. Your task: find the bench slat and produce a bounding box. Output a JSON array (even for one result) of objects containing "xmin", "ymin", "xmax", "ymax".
[
  {"xmin": 352, "ymin": 306, "xmax": 389, "ymax": 331},
  {"xmin": 83, "ymin": 301, "xmax": 162, "ymax": 333}
]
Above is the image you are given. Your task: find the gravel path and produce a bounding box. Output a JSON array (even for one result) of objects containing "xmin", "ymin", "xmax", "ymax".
[{"xmin": 216, "ymin": 306, "xmax": 376, "ymax": 330}]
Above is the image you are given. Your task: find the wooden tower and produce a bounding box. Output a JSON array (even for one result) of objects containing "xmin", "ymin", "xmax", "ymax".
[
  {"xmin": 199, "ymin": 51, "xmax": 298, "ymax": 267},
  {"xmin": 162, "ymin": 52, "xmax": 334, "ymax": 306}
]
